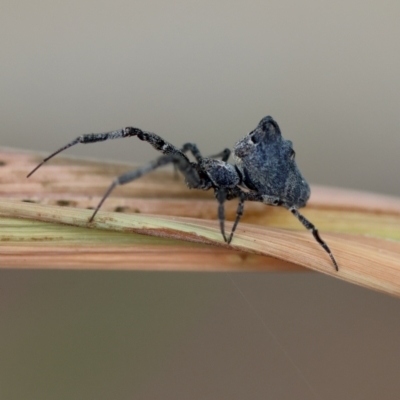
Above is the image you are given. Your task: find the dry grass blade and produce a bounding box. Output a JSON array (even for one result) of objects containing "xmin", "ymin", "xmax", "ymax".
[
  {"xmin": 1, "ymin": 147, "xmax": 400, "ymax": 297},
  {"xmin": 1, "ymin": 198, "xmax": 304, "ymax": 272}
]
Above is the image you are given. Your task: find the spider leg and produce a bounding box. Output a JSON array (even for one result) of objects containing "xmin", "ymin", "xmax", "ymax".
[
  {"xmin": 173, "ymin": 144, "xmax": 231, "ymax": 180},
  {"xmin": 27, "ymin": 127, "xmax": 143, "ymax": 177},
  {"xmin": 177, "ymin": 144, "xmax": 231, "ymax": 173},
  {"xmin": 90, "ymin": 153, "xmax": 202, "ymax": 222},
  {"xmin": 27, "ymin": 127, "xmax": 188, "ymax": 177},
  {"xmin": 224, "ymin": 188, "xmax": 268, "ymax": 244},
  {"xmin": 215, "ymin": 188, "xmax": 229, "ymax": 242},
  {"xmin": 226, "ymin": 191, "xmax": 245, "ymax": 244},
  {"xmin": 180, "ymin": 143, "xmax": 204, "ymax": 162},
  {"xmin": 180, "ymin": 143, "xmax": 230, "ymax": 162},
  {"xmin": 215, "ymin": 187, "xmax": 247, "ymax": 244},
  {"xmin": 288, "ymin": 206, "xmax": 339, "ymax": 271},
  {"xmin": 208, "ymin": 148, "xmax": 231, "ymax": 162},
  {"xmin": 173, "ymin": 142, "xmax": 204, "ymax": 179},
  {"xmin": 228, "ymin": 190, "xmax": 339, "ymax": 270}
]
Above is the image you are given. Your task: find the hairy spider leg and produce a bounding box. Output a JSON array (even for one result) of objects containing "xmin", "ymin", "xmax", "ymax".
[
  {"xmin": 180, "ymin": 143, "xmax": 204, "ymax": 162},
  {"xmin": 224, "ymin": 189, "xmax": 270, "ymax": 244},
  {"xmin": 214, "ymin": 188, "xmax": 247, "ymax": 244},
  {"xmin": 26, "ymin": 128, "xmax": 143, "ymax": 178},
  {"xmin": 177, "ymin": 144, "xmax": 240, "ymax": 244},
  {"xmin": 288, "ymin": 206, "xmax": 339, "ymax": 271},
  {"xmin": 27, "ymin": 127, "xmax": 187, "ymax": 178},
  {"xmin": 207, "ymin": 148, "xmax": 231, "ymax": 162},
  {"xmin": 226, "ymin": 189, "xmax": 339, "ymax": 270},
  {"xmin": 180, "ymin": 143, "xmax": 231, "ymax": 163},
  {"xmin": 226, "ymin": 191, "xmax": 245, "ymax": 244},
  {"xmin": 173, "ymin": 142, "xmax": 203, "ymax": 179},
  {"xmin": 26, "ymin": 137, "xmax": 81, "ymax": 177},
  {"xmin": 89, "ymin": 153, "xmax": 202, "ymax": 222},
  {"xmin": 173, "ymin": 143, "xmax": 231, "ymax": 178},
  {"xmin": 215, "ymin": 188, "xmax": 229, "ymax": 242}
]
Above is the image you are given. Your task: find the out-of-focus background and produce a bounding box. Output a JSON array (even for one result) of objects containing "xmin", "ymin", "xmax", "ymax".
[{"xmin": 1, "ymin": 1, "xmax": 400, "ymax": 399}]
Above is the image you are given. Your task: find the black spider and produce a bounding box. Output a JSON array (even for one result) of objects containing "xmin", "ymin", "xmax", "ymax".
[{"xmin": 27, "ymin": 116, "xmax": 338, "ymax": 270}]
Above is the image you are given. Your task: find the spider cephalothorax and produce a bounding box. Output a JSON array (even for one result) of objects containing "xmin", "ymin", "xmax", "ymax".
[{"xmin": 27, "ymin": 116, "xmax": 338, "ymax": 270}]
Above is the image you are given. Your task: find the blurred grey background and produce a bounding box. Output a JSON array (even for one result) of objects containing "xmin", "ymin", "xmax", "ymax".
[{"xmin": 1, "ymin": 1, "xmax": 400, "ymax": 399}]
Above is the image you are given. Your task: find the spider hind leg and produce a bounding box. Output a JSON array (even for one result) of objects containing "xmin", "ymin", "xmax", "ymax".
[{"xmin": 289, "ymin": 206, "xmax": 339, "ymax": 271}]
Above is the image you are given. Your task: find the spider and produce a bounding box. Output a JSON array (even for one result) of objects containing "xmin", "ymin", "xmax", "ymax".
[{"xmin": 27, "ymin": 116, "xmax": 338, "ymax": 271}]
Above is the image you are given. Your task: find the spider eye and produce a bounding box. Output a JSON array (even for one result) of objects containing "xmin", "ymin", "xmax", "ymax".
[{"xmin": 290, "ymin": 149, "xmax": 296, "ymax": 160}]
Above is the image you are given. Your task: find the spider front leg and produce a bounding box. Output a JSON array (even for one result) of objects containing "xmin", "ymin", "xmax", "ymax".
[
  {"xmin": 27, "ymin": 127, "xmax": 143, "ymax": 177},
  {"xmin": 227, "ymin": 191, "xmax": 245, "ymax": 244},
  {"xmin": 180, "ymin": 143, "xmax": 231, "ymax": 162},
  {"xmin": 27, "ymin": 126, "xmax": 187, "ymax": 178},
  {"xmin": 173, "ymin": 142, "xmax": 204, "ymax": 179},
  {"xmin": 174, "ymin": 143, "xmax": 231, "ymax": 178},
  {"xmin": 180, "ymin": 143, "xmax": 204, "ymax": 162},
  {"xmin": 208, "ymin": 148, "xmax": 231, "ymax": 162},
  {"xmin": 216, "ymin": 188, "xmax": 246, "ymax": 244}
]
